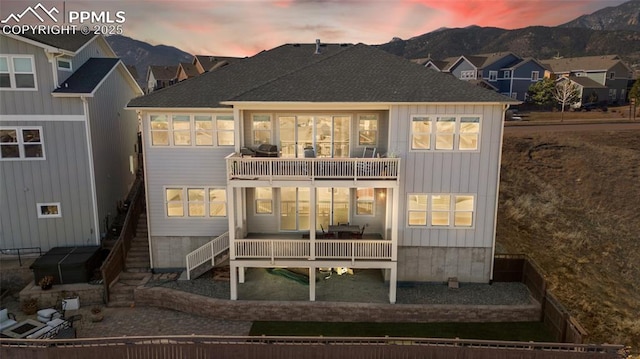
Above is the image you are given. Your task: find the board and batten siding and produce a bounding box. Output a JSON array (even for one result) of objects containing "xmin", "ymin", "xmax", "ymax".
[
  {"xmin": 87, "ymin": 65, "xmax": 140, "ymax": 237},
  {"xmin": 0, "ymin": 120, "xmax": 95, "ymax": 250},
  {"xmin": 141, "ymin": 112, "xmax": 234, "ymax": 238},
  {"xmin": 389, "ymin": 103, "xmax": 503, "ymax": 249},
  {"xmin": 0, "ymin": 35, "xmax": 83, "ymax": 116}
]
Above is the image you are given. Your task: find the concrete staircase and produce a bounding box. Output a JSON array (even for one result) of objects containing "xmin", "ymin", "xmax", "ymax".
[{"xmin": 107, "ymin": 213, "xmax": 151, "ymax": 307}]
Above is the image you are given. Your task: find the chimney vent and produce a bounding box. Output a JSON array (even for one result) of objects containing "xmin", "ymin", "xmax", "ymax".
[{"xmin": 314, "ymin": 39, "xmax": 321, "ymax": 55}]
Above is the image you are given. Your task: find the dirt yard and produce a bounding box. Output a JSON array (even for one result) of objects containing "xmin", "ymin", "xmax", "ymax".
[{"xmin": 497, "ymin": 127, "xmax": 640, "ymax": 352}]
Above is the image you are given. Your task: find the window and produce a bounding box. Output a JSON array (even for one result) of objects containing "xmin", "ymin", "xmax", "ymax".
[
  {"xmin": 356, "ymin": 188, "xmax": 374, "ymax": 215},
  {"xmin": 0, "ymin": 127, "xmax": 44, "ymax": 160},
  {"xmin": 150, "ymin": 113, "xmax": 235, "ymax": 147},
  {"xmin": 57, "ymin": 59, "xmax": 72, "ymax": 72},
  {"xmin": 252, "ymin": 114, "xmax": 272, "ymax": 145},
  {"xmin": 531, "ymin": 71, "xmax": 539, "ymax": 81},
  {"xmin": 165, "ymin": 187, "xmax": 227, "ymax": 218},
  {"xmin": 410, "ymin": 115, "xmax": 481, "ymax": 151},
  {"xmin": 37, "ymin": 203, "xmax": 61, "ymax": 218},
  {"xmin": 488, "ymin": 71, "xmax": 497, "ymax": 81},
  {"xmin": 460, "ymin": 70, "xmax": 475, "ymax": 80},
  {"xmin": 609, "ymin": 72, "xmax": 615, "ymax": 80},
  {"xmin": 459, "ymin": 117, "xmax": 480, "ymax": 150},
  {"xmin": 411, "ymin": 116, "xmax": 431, "ymax": 150},
  {"xmin": 358, "ymin": 114, "xmax": 378, "ymax": 146},
  {"xmin": 609, "ymin": 89, "xmax": 617, "ymax": 100},
  {"xmin": 503, "ymin": 70, "xmax": 511, "ymax": 78},
  {"xmin": 0, "ymin": 55, "xmax": 36, "ymax": 90},
  {"xmin": 255, "ymin": 187, "xmax": 273, "ymax": 214},
  {"xmin": 407, "ymin": 194, "xmax": 475, "ymax": 228}
]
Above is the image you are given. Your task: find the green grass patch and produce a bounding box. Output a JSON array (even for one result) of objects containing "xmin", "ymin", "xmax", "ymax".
[{"xmin": 250, "ymin": 321, "xmax": 555, "ymax": 342}]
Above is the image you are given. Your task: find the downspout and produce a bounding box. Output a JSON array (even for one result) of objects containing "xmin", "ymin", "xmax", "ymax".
[
  {"xmin": 139, "ymin": 111, "xmax": 154, "ymax": 269},
  {"xmin": 81, "ymin": 96, "xmax": 101, "ymax": 245},
  {"xmin": 489, "ymin": 103, "xmax": 509, "ymax": 281}
]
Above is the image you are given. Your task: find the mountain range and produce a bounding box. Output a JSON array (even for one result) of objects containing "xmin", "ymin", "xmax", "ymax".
[{"xmin": 107, "ymin": 0, "xmax": 640, "ymax": 81}]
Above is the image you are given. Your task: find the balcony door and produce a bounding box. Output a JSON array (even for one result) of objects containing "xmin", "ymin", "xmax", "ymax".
[
  {"xmin": 278, "ymin": 115, "xmax": 350, "ymax": 158},
  {"xmin": 316, "ymin": 188, "xmax": 349, "ymax": 230},
  {"xmin": 280, "ymin": 188, "xmax": 310, "ymax": 231}
]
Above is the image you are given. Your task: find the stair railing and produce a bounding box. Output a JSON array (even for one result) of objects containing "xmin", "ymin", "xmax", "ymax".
[{"xmin": 185, "ymin": 232, "xmax": 229, "ymax": 280}]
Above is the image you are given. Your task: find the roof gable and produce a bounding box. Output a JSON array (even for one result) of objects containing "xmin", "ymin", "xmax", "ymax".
[
  {"xmin": 541, "ymin": 55, "xmax": 623, "ymax": 72},
  {"xmin": 53, "ymin": 58, "xmax": 119, "ymax": 95},
  {"xmin": 16, "ymin": 33, "xmax": 97, "ymax": 53}
]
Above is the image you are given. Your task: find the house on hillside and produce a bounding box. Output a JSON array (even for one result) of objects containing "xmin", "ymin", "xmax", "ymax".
[
  {"xmin": 541, "ymin": 55, "xmax": 633, "ymax": 105},
  {"xmin": 0, "ymin": 33, "xmax": 143, "ymax": 252},
  {"xmin": 146, "ymin": 65, "xmax": 177, "ymax": 93},
  {"xmin": 556, "ymin": 76, "xmax": 609, "ymax": 108},
  {"xmin": 127, "ymin": 41, "xmax": 518, "ymax": 303},
  {"xmin": 176, "ymin": 62, "xmax": 199, "ymax": 82}
]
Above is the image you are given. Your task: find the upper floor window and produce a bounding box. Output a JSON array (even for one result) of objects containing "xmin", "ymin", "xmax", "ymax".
[
  {"xmin": 0, "ymin": 127, "xmax": 44, "ymax": 160},
  {"xmin": 358, "ymin": 114, "xmax": 378, "ymax": 146},
  {"xmin": 255, "ymin": 187, "xmax": 273, "ymax": 214},
  {"xmin": 150, "ymin": 114, "xmax": 234, "ymax": 147},
  {"xmin": 531, "ymin": 71, "xmax": 539, "ymax": 81},
  {"xmin": 460, "ymin": 70, "xmax": 475, "ymax": 80},
  {"xmin": 609, "ymin": 72, "xmax": 615, "ymax": 80},
  {"xmin": 57, "ymin": 59, "xmax": 72, "ymax": 72},
  {"xmin": 0, "ymin": 55, "xmax": 36, "ymax": 90},
  {"xmin": 407, "ymin": 194, "xmax": 475, "ymax": 228},
  {"xmin": 410, "ymin": 115, "xmax": 481, "ymax": 151},
  {"xmin": 488, "ymin": 71, "xmax": 497, "ymax": 81},
  {"xmin": 503, "ymin": 70, "xmax": 511, "ymax": 78},
  {"xmin": 252, "ymin": 114, "xmax": 272, "ymax": 145}
]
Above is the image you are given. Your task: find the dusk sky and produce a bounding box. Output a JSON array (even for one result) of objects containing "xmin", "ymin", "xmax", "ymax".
[{"xmin": 1, "ymin": 0, "xmax": 629, "ymax": 56}]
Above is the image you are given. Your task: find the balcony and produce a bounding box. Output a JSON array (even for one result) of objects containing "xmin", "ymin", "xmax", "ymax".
[{"xmin": 226, "ymin": 154, "xmax": 400, "ymax": 182}]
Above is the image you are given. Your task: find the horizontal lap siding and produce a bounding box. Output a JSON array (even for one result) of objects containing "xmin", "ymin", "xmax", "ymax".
[
  {"xmin": 0, "ymin": 120, "xmax": 94, "ymax": 250},
  {"xmin": 390, "ymin": 104, "xmax": 503, "ymax": 249}
]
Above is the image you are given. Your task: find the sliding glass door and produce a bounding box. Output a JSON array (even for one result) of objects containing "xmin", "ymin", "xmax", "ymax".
[
  {"xmin": 278, "ymin": 115, "xmax": 350, "ymax": 158},
  {"xmin": 280, "ymin": 188, "xmax": 310, "ymax": 230}
]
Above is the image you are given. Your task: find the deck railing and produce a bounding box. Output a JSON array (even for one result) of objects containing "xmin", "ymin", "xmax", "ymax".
[
  {"xmin": 226, "ymin": 154, "xmax": 400, "ymax": 181},
  {"xmin": 185, "ymin": 232, "xmax": 229, "ymax": 280},
  {"xmin": 234, "ymin": 239, "xmax": 393, "ymax": 263}
]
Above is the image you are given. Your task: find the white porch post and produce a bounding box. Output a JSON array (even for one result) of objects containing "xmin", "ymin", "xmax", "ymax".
[
  {"xmin": 309, "ymin": 186, "xmax": 316, "ymax": 260},
  {"xmin": 239, "ymin": 267, "xmax": 245, "ymax": 283},
  {"xmin": 228, "ymin": 186, "xmax": 237, "ymax": 300},
  {"xmin": 230, "ymin": 264, "xmax": 238, "ymax": 300},
  {"xmin": 309, "ymin": 266, "xmax": 316, "ymax": 301},
  {"xmin": 391, "ymin": 186, "xmax": 399, "ymax": 261},
  {"xmin": 389, "ymin": 263, "xmax": 397, "ymax": 304}
]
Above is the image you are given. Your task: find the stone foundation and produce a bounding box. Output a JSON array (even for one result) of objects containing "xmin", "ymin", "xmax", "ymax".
[
  {"xmin": 135, "ymin": 286, "xmax": 540, "ymax": 323},
  {"xmin": 19, "ymin": 281, "xmax": 104, "ymax": 309}
]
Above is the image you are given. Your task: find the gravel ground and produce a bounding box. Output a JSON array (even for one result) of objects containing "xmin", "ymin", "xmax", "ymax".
[{"xmin": 146, "ymin": 267, "xmax": 533, "ymax": 306}]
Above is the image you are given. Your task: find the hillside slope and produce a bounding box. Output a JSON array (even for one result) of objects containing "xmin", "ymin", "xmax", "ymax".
[
  {"xmin": 561, "ymin": 0, "xmax": 640, "ymax": 32},
  {"xmin": 497, "ymin": 129, "xmax": 640, "ymax": 349}
]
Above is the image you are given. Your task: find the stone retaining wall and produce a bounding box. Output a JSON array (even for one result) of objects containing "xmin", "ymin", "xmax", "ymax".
[
  {"xmin": 19, "ymin": 282, "xmax": 104, "ymax": 309},
  {"xmin": 135, "ymin": 286, "xmax": 540, "ymax": 323}
]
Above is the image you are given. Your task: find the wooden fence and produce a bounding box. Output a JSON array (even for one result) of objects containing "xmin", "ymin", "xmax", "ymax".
[
  {"xmin": 99, "ymin": 177, "xmax": 145, "ymax": 303},
  {"xmin": 0, "ymin": 335, "xmax": 625, "ymax": 359},
  {"xmin": 493, "ymin": 254, "xmax": 588, "ymax": 344}
]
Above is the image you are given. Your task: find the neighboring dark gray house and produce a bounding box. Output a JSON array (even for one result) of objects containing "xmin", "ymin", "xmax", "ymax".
[
  {"xmin": 127, "ymin": 41, "xmax": 518, "ymax": 303},
  {"xmin": 146, "ymin": 65, "xmax": 177, "ymax": 93},
  {"xmin": 1, "ymin": 33, "xmax": 143, "ymax": 252},
  {"xmin": 542, "ymin": 55, "xmax": 633, "ymax": 104}
]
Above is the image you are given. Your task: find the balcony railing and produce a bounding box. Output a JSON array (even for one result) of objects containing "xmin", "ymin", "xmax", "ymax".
[
  {"xmin": 226, "ymin": 154, "xmax": 400, "ymax": 181},
  {"xmin": 234, "ymin": 239, "xmax": 393, "ymax": 263}
]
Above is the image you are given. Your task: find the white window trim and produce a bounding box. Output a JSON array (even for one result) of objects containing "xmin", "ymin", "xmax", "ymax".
[
  {"xmin": 531, "ymin": 71, "xmax": 539, "ymax": 81},
  {"xmin": 254, "ymin": 187, "xmax": 274, "ymax": 215},
  {"xmin": 460, "ymin": 70, "xmax": 476, "ymax": 80},
  {"xmin": 355, "ymin": 188, "xmax": 375, "ymax": 216},
  {"xmin": 164, "ymin": 186, "xmax": 228, "ymax": 218},
  {"xmin": 356, "ymin": 113, "xmax": 378, "ymax": 147},
  {"xmin": 37, "ymin": 202, "xmax": 61, "ymax": 218},
  {"xmin": 0, "ymin": 54, "xmax": 37, "ymax": 91},
  {"xmin": 503, "ymin": 70, "xmax": 511, "ymax": 78},
  {"xmin": 488, "ymin": 71, "xmax": 497, "ymax": 81},
  {"xmin": 409, "ymin": 115, "xmax": 482, "ymax": 152},
  {"xmin": 609, "ymin": 72, "xmax": 615, "ymax": 80},
  {"xmin": 57, "ymin": 59, "xmax": 73, "ymax": 72},
  {"xmin": 149, "ymin": 113, "xmax": 235, "ymax": 147},
  {"xmin": 406, "ymin": 193, "xmax": 476, "ymax": 229},
  {"xmin": 0, "ymin": 126, "xmax": 45, "ymax": 161},
  {"xmin": 252, "ymin": 113, "xmax": 273, "ymax": 146}
]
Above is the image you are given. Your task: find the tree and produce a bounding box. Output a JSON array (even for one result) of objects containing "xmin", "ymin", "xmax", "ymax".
[
  {"xmin": 527, "ymin": 78, "xmax": 556, "ymax": 109},
  {"xmin": 554, "ymin": 80, "xmax": 580, "ymax": 122},
  {"xmin": 630, "ymin": 79, "xmax": 640, "ymax": 117}
]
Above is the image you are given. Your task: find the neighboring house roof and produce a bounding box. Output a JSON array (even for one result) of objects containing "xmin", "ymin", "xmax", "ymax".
[
  {"xmin": 148, "ymin": 65, "xmax": 178, "ymax": 80},
  {"xmin": 464, "ymin": 52, "xmax": 519, "ymax": 69},
  {"xmin": 178, "ymin": 62, "xmax": 200, "ymax": 78},
  {"xmin": 562, "ymin": 76, "xmax": 608, "ymax": 89},
  {"xmin": 468, "ymin": 79, "xmax": 499, "ymax": 91},
  {"xmin": 126, "ymin": 65, "xmax": 139, "ymax": 80},
  {"xmin": 129, "ymin": 43, "xmax": 518, "ymax": 109},
  {"xmin": 541, "ymin": 55, "xmax": 623, "ymax": 72},
  {"xmin": 53, "ymin": 58, "xmax": 120, "ymax": 95},
  {"xmin": 194, "ymin": 55, "xmax": 243, "ymax": 72},
  {"xmin": 507, "ymin": 57, "xmax": 549, "ymax": 71},
  {"xmin": 17, "ymin": 33, "xmax": 97, "ymax": 53}
]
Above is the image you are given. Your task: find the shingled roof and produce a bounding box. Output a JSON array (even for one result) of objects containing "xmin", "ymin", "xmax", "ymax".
[
  {"xmin": 18, "ymin": 33, "xmax": 96, "ymax": 52},
  {"xmin": 541, "ymin": 55, "xmax": 623, "ymax": 72},
  {"xmin": 148, "ymin": 65, "xmax": 178, "ymax": 81},
  {"xmin": 128, "ymin": 42, "xmax": 517, "ymax": 108},
  {"xmin": 53, "ymin": 58, "xmax": 119, "ymax": 95}
]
